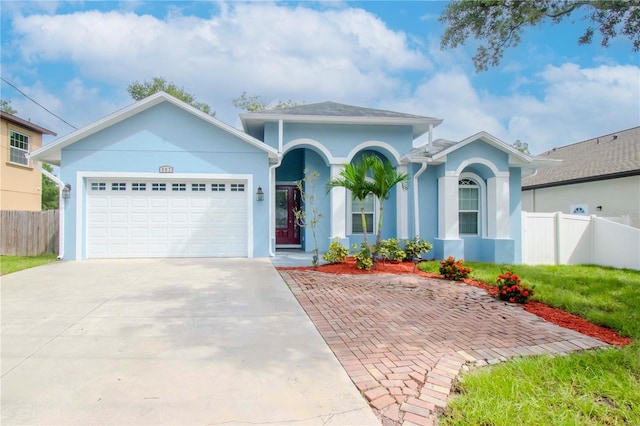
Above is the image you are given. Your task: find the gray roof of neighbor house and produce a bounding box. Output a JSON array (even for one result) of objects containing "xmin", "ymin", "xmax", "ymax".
[
  {"xmin": 0, "ymin": 111, "xmax": 57, "ymax": 136},
  {"xmin": 522, "ymin": 126, "xmax": 640, "ymax": 189},
  {"xmin": 240, "ymin": 101, "xmax": 443, "ymax": 140}
]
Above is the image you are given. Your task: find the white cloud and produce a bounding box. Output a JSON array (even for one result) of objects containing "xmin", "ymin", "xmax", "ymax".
[
  {"xmin": 501, "ymin": 63, "xmax": 640, "ymax": 153},
  {"xmin": 10, "ymin": 2, "xmax": 429, "ymax": 125},
  {"xmin": 5, "ymin": 2, "xmax": 638, "ymax": 156}
]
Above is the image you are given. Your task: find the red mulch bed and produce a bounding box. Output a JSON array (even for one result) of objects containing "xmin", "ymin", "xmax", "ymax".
[{"xmin": 278, "ymin": 258, "xmax": 632, "ymax": 346}]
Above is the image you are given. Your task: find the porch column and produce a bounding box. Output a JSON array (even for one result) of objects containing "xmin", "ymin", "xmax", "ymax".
[
  {"xmin": 488, "ymin": 175, "xmax": 510, "ymax": 238},
  {"xmin": 396, "ymin": 164, "xmax": 409, "ymax": 239},
  {"xmin": 438, "ymin": 175, "xmax": 459, "ymax": 239},
  {"xmin": 330, "ymin": 164, "xmax": 347, "ymax": 239}
]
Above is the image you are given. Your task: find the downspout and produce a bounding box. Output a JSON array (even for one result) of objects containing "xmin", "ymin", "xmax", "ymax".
[
  {"xmin": 413, "ymin": 161, "xmax": 428, "ymax": 236},
  {"xmin": 268, "ymin": 157, "xmax": 283, "ymax": 257},
  {"xmin": 30, "ymin": 156, "xmax": 65, "ymax": 260}
]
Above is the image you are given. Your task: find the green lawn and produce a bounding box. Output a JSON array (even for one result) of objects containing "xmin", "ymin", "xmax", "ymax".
[
  {"xmin": 418, "ymin": 261, "xmax": 640, "ymax": 426},
  {"xmin": 0, "ymin": 254, "xmax": 57, "ymax": 276}
]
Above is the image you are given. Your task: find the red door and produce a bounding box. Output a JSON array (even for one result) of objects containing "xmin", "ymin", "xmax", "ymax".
[{"xmin": 275, "ymin": 185, "xmax": 301, "ymax": 245}]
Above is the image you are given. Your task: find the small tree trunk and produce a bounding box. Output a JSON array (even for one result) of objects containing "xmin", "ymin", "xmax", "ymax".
[
  {"xmin": 376, "ymin": 202, "xmax": 384, "ymax": 249},
  {"xmin": 360, "ymin": 203, "xmax": 368, "ymax": 247}
]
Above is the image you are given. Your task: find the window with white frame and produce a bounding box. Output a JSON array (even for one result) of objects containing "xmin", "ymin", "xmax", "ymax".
[
  {"xmin": 458, "ymin": 178, "xmax": 479, "ymax": 235},
  {"xmin": 211, "ymin": 183, "xmax": 225, "ymax": 191},
  {"xmin": 191, "ymin": 183, "xmax": 206, "ymax": 192},
  {"xmin": 132, "ymin": 183, "xmax": 146, "ymax": 191},
  {"xmin": 9, "ymin": 130, "xmax": 29, "ymax": 166},
  {"xmin": 111, "ymin": 182, "xmax": 126, "ymax": 191},
  {"xmin": 230, "ymin": 183, "xmax": 245, "ymax": 192},
  {"xmin": 351, "ymin": 193, "xmax": 375, "ymax": 234}
]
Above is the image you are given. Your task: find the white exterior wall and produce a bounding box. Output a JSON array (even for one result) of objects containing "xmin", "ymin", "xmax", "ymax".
[{"xmin": 522, "ymin": 175, "xmax": 640, "ymax": 228}]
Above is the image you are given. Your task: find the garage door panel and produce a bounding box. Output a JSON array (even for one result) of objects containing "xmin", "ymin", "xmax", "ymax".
[
  {"xmin": 110, "ymin": 227, "xmax": 128, "ymax": 238},
  {"xmin": 87, "ymin": 179, "xmax": 248, "ymax": 258},
  {"xmin": 170, "ymin": 213, "xmax": 189, "ymax": 222},
  {"xmin": 150, "ymin": 227, "xmax": 169, "ymax": 237},
  {"xmin": 131, "ymin": 198, "xmax": 148, "ymax": 208},
  {"xmin": 150, "ymin": 212, "xmax": 169, "ymax": 223},
  {"xmin": 131, "ymin": 213, "xmax": 148, "ymax": 222},
  {"xmin": 89, "ymin": 197, "xmax": 108, "ymax": 208},
  {"xmin": 150, "ymin": 198, "xmax": 169, "ymax": 208},
  {"xmin": 131, "ymin": 228, "xmax": 148, "ymax": 238},
  {"xmin": 109, "ymin": 197, "xmax": 128, "ymax": 208}
]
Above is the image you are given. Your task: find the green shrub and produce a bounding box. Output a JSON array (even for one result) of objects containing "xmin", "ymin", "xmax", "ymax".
[
  {"xmin": 403, "ymin": 236, "xmax": 433, "ymax": 259},
  {"xmin": 439, "ymin": 256, "xmax": 471, "ymax": 280},
  {"xmin": 496, "ymin": 271, "xmax": 535, "ymax": 303},
  {"xmin": 352, "ymin": 243, "xmax": 373, "ymax": 271},
  {"xmin": 323, "ymin": 238, "xmax": 350, "ymax": 264},
  {"xmin": 377, "ymin": 238, "xmax": 406, "ymax": 262}
]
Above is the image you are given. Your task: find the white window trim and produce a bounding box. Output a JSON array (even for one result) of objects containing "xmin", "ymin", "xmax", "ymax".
[
  {"xmin": 346, "ymin": 190, "xmax": 378, "ymax": 236},
  {"xmin": 9, "ymin": 129, "xmax": 30, "ymax": 166},
  {"xmin": 458, "ymin": 172, "xmax": 487, "ymax": 238}
]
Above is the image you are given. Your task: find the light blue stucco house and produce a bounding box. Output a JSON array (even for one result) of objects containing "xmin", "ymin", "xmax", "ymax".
[{"xmin": 31, "ymin": 92, "xmax": 550, "ymax": 262}]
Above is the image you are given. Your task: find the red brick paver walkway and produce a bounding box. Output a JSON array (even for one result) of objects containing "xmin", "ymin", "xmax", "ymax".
[{"xmin": 279, "ymin": 271, "xmax": 609, "ymax": 425}]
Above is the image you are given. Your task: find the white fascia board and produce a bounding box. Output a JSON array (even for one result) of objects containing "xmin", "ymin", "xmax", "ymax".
[
  {"xmin": 31, "ymin": 92, "xmax": 278, "ymax": 164},
  {"xmin": 241, "ymin": 114, "xmax": 444, "ymax": 139},
  {"xmin": 430, "ymin": 131, "xmax": 533, "ymax": 165},
  {"xmin": 519, "ymin": 158, "xmax": 563, "ymax": 170}
]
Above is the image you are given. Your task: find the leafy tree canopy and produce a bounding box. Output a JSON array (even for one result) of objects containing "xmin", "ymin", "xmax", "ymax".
[
  {"xmin": 1, "ymin": 99, "xmax": 17, "ymax": 114},
  {"xmin": 127, "ymin": 77, "xmax": 215, "ymax": 116},
  {"xmin": 512, "ymin": 139, "xmax": 530, "ymax": 154},
  {"xmin": 41, "ymin": 163, "xmax": 59, "ymax": 210},
  {"xmin": 440, "ymin": 0, "xmax": 640, "ymax": 72},
  {"xmin": 233, "ymin": 91, "xmax": 300, "ymax": 112}
]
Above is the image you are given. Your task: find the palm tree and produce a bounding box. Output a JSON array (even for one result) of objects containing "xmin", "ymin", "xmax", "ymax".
[
  {"xmin": 370, "ymin": 157, "xmax": 409, "ymax": 249},
  {"xmin": 326, "ymin": 155, "xmax": 376, "ymax": 248}
]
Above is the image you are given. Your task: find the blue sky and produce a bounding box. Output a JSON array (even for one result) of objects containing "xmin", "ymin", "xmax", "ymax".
[{"xmin": 1, "ymin": 1, "xmax": 638, "ymax": 154}]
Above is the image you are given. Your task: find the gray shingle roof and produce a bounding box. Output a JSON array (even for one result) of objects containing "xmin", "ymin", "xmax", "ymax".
[
  {"xmin": 522, "ymin": 126, "xmax": 640, "ymax": 189},
  {"xmin": 259, "ymin": 101, "xmax": 437, "ymax": 120}
]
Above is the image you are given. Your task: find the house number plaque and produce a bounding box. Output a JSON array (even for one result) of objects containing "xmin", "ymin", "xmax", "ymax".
[{"xmin": 159, "ymin": 165, "xmax": 174, "ymax": 173}]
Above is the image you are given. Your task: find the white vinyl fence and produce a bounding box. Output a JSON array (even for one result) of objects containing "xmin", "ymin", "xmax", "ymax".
[{"xmin": 522, "ymin": 212, "xmax": 640, "ymax": 270}]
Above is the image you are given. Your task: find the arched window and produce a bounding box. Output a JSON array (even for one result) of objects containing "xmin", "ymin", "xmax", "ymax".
[{"xmin": 459, "ymin": 178, "xmax": 479, "ymax": 235}]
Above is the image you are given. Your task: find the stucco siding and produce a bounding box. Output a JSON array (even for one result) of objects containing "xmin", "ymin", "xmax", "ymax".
[
  {"xmin": 522, "ymin": 175, "xmax": 640, "ymax": 228},
  {"xmin": 445, "ymin": 140, "xmax": 510, "ymax": 175},
  {"xmin": 415, "ymin": 165, "xmax": 439, "ymax": 245},
  {"xmin": 1, "ymin": 120, "xmax": 44, "ymax": 211},
  {"xmin": 283, "ymin": 122, "xmax": 413, "ymax": 162},
  {"xmin": 59, "ymin": 103, "xmax": 271, "ymax": 259}
]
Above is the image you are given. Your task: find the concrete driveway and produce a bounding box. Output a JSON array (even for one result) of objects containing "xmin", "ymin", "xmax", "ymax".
[{"xmin": 1, "ymin": 258, "xmax": 378, "ymax": 425}]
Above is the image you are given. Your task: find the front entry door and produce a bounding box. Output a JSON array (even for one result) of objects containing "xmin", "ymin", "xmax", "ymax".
[{"xmin": 276, "ymin": 185, "xmax": 301, "ymax": 246}]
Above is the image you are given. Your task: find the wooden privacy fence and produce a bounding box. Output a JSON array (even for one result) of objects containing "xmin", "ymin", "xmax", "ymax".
[{"xmin": 0, "ymin": 210, "xmax": 59, "ymax": 256}]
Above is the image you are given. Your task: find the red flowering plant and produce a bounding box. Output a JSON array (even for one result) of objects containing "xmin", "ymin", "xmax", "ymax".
[
  {"xmin": 439, "ymin": 256, "xmax": 472, "ymax": 281},
  {"xmin": 496, "ymin": 271, "xmax": 535, "ymax": 304}
]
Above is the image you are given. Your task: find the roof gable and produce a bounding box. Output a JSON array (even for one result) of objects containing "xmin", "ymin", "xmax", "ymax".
[
  {"xmin": 30, "ymin": 92, "xmax": 277, "ymax": 165},
  {"xmin": 522, "ymin": 126, "xmax": 640, "ymax": 189},
  {"xmin": 404, "ymin": 131, "xmax": 557, "ymax": 169}
]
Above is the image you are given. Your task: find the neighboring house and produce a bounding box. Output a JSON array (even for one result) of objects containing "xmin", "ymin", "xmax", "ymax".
[
  {"xmin": 1, "ymin": 111, "xmax": 57, "ymax": 211},
  {"xmin": 522, "ymin": 126, "xmax": 640, "ymax": 228},
  {"xmin": 31, "ymin": 92, "xmax": 551, "ymax": 261}
]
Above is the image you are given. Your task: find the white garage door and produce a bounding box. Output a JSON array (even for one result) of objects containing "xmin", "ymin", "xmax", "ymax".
[{"xmin": 87, "ymin": 179, "xmax": 248, "ymax": 258}]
